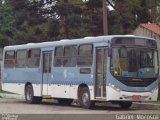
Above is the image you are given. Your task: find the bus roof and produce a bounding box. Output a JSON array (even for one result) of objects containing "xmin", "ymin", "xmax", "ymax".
[{"xmin": 4, "ymin": 35, "xmax": 155, "ymax": 51}]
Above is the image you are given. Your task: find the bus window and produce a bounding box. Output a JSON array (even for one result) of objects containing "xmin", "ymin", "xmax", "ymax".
[
  {"xmin": 63, "ymin": 46, "xmax": 77, "ymax": 67},
  {"xmin": 28, "ymin": 49, "xmax": 41, "ymax": 68},
  {"xmin": 54, "ymin": 46, "xmax": 63, "ymax": 67},
  {"xmin": 4, "ymin": 51, "xmax": 15, "ymax": 68},
  {"xmin": 16, "ymin": 50, "xmax": 27, "ymax": 68},
  {"xmin": 77, "ymin": 44, "xmax": 93, "ymax": 66},
  {"xmin": 111, "ymin": 48, "xmax": 158, "ymax": 78}
]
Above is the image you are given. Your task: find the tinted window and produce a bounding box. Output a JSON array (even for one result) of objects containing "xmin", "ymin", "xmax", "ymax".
[
  {"xmin": 28, "ymin": 49, "xmax": 41, "ymax": 68},
  {"xmin": 54, "ymin": 46, "xmax": 63, "ymax": 67},
  {"xmin": 77, "ymin": 44, "xmax": 93, "ymax": 66},
  {"xmin": 63, "ymin": 46, "xmax": 77, "ymax": 67},
  {"xmin": 4, "ymin": 51, "xmax": 15, "ymax": 68},
  {"xmin": 16, "ymin": 50, "xmax": 27, "ymax": 68}
]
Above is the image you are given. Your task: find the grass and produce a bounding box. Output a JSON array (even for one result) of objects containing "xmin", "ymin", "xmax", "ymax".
[
  {"xmin": 0, "ymin": 89, "xmax": 4, "ymax": 93},
  {"xmin": 0, "ymin": 89, "xmax": 2, "ymax": 98},
  {"xmin": 143, "ymin": 100, "xmax": 160, "ymax": 104},
  {"xmin": 0, "ymin": 89, "xmax": 17, "ymax": 98},
  {"xmin": 0, "ymin": 89, "xmax": 15, "ymax": 94}
]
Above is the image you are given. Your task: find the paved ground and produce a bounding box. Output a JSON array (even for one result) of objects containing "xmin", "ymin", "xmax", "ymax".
[
  {"xmin": 0, "ymin": 98, "xmax": 160, "ymax": 120},
  {"xmin": 0, "ymin": 98, "xmax": 160, "ymax": 114},
  {"xmin": 0, "ymin": 91, "xmax": 160, "ymax": 120}
]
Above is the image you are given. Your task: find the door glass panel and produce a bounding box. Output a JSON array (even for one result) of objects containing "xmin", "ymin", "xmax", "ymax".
[
  {"xmin": 103, "ymin": 49, "xmax": 107, "ymax": 96},
  {"xmin": 42, "ymin": 52, "xmax": 52, "ymax": 95},
  {"xmin": 95, "ymin": 48, "xmax": 107, "ymax": 98},
  {"xmin": 43, "ymin": 53, "xmax": 51, "ymax": 73}
]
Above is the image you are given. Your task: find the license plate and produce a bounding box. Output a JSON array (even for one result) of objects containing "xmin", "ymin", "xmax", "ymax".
[{"xmin": 132, "ymin": 95, "xmax": 141, "ymax": 100}]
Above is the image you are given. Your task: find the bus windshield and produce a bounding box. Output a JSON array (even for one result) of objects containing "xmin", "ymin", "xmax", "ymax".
[{"xmin": 111, "ymin": 47, "xmax": 158, "ymax": 78}]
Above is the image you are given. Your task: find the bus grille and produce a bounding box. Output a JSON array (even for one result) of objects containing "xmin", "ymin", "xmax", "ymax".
[{"xmin": 118, "ymin": 78, "xmax": 156, "ymax": 87}]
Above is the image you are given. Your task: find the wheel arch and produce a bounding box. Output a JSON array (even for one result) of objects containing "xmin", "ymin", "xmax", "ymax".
[
  {"xmin": 24, "ymin": 82, "xmax": 33, "ymax": 95},
  {"xmin": 77, "ymin": 83, "xmax": 89, "ymax": 99}
]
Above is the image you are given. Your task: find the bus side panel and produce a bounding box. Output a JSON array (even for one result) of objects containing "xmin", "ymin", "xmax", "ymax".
[
  {"xmin": 69, "ymin": 85, "xmax": 78, "ymax": 99},
  {"xmin": 50, "ymin": 67, "xmax": 78, "ymax": 98},
  {"xmin": 2, "ymin": 68, "xmax": 42, "ymax": 96},
  {"xmin": 2, "ymin": 83, "xmax": 25, "ymax": 95},
  {"xmin": 50, "ymin": 66, "xmax": 94, "ymax": 99},
  {"xmin": 32, "ymin": 84, "xmax": 41, "ymax": 97},
  {"xmin": 48, "ymin": 85, "xmax": 94, "ymax": 100},
  {"xmin": 88, "ymin": 86, "xmax": 94, "ymax": 100},
  {"xmin": 49, "ymin": 85, "xmax": 70, "ymax": 98}
]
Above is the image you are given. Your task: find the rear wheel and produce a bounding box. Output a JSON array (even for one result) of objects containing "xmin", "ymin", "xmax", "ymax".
[
  {"xmin": 79, "ymin": 87, "xmax": 94, "ymax": 109},
  {"xmin": 25, "ymin": 85, "xmax": 42, "ymax": 104},
  {"xmin": 119, "ymin": 101, "xmax": 132, "ymax": 109},
  {"xmin": 57, "ymin": 98, "xmax": 73, "ymax": 105}
]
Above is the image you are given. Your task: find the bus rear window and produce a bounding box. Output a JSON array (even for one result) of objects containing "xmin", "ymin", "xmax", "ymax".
[{"xmin": 4, "ymin": 51, "xmax": 15, "ymax": 68}]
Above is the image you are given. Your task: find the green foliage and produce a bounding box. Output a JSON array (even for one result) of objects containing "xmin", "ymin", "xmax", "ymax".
[
  {"xmin": 0, "ymin": 0, "xmax": 15, "ymax": 46},
  {"xmin": 108, "ymin": 0, "xmax": 159, "ymax": 34},
  {"xmin": 0, "ymin": 0, "xmax": 160, "ymax": 45}
]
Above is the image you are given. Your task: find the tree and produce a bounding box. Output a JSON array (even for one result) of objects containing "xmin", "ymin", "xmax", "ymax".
[
  {"xmin": 7, "ymin": 0, "xmax": 48, "ymax": 43},
  {"xmin": 107, "ymin": 0, "xmax": 160, "ymax": 34},
  {"xmin": 2, "ymin": 0, "xmax": 160, "ymax": 45},
  {"xmin": 0, "ymin": 0, "xmax": 15, "ymax": 46}
]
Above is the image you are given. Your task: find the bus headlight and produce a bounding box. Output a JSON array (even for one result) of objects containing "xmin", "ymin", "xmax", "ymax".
[{"xmin": 109, "ymin": 83, "xmax": 120, "ymax": 92}]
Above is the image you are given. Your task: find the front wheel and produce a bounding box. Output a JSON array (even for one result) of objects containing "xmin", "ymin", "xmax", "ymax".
[
  {"xmin": 119, "ymin": 101, "xmax": 132, "ymax": 109},
  {"xmin": 25, "ymin": 85, "xmax": 42, "ymax": 104},
  {"xmin": 79, "ymin": 87, "xmax": 94, "ymax": 109}
]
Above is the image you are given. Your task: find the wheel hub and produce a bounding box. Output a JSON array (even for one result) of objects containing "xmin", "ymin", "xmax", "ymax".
[
  {"xmin": 26, "ymin": 88, "xmax": 32, "ymax": 101},
  {"xmin": 82, "ymin": 92, "xmax": 89, "ymax": 105}
]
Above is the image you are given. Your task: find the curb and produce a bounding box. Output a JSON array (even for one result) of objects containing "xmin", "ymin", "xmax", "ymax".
[{"xmin": 132, "ymin": 102, "xmax": 160, "ymax": 110}]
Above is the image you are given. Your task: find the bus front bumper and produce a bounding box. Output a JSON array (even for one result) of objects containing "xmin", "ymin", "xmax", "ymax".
[{"xmin": 106, "ymin": 86, "xmax": 159, "ymax": 102}]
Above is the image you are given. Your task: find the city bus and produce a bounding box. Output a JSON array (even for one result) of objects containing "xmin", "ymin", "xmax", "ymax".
[{"xmin": 1, "ymin": 35, "xmax": 159, "ymax": 109}]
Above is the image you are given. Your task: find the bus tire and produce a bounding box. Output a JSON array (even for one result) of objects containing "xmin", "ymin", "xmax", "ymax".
[
  {"xmin": 79, "ymin": 87, "xmax": 94, "ymax": 109},
  {"xmin": 119, "ymin": 101, "xmax": 132, "ymax": 109},
  {"xmin": 25, "ymin": 84, "xmax": 37, "ymax": 104},
  {"xmin": 57, "ymin": 98, "xmax": 73, "ymax": 105}
]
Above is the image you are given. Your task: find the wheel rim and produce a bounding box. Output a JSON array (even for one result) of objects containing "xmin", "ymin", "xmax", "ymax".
[
  {"xmin": 26, "ymin": 87, "xmax": 32, "ymax": 101},
  {"xmin": 82, "ymin": 92, "xmax": 89, "ymax": 106}
]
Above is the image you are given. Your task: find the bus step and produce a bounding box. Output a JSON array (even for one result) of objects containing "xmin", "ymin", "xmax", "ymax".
[
  {"xmin": 42, "ymin": 95, "xmax": 52, "ymax": 99},
  {"xmin": 95, "ymin": 97, "xmax": 107, "ymax": 101}
]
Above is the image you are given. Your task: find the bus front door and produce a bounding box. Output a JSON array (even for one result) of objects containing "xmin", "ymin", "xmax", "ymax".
[
  {"xmin": 95, "ymin": 47, "xmax": 107, "ymax": 98},
  {"xmin": 42, "ymin": 51, "xmax": 52, "ymax": 96}
]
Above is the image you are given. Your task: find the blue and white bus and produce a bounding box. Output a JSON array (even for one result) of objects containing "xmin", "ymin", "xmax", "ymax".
[{"xmin": 1, "ymin": 35, "xmax": 159, "ymax": 109}]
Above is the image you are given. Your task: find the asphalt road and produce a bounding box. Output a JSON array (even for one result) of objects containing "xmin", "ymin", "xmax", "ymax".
[{"xmin": 0, "ymin": 98, "xmax": 160, "ymax": 120}]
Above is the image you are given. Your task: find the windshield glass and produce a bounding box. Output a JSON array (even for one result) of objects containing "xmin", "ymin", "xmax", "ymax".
[{"xmin": 111, "ymin": 47, "xmax": 158, "ymax": 78}]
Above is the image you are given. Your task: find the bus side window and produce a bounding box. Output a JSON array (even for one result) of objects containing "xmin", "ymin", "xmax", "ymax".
[
  {"xmin": 77, "ymin": 44, "xmax": 93, "ymax": 66},
  {"xmin": 28, "ymin": 49, "xmax": 41, "ymax": 68},
  {"xmin": 16, "ymin": 50, "xmax": 27, "ymax": 68},
  {"xmin": 54, "ymin": 46, "xmax": 63, "ymax": 67},
  {"xmin": 4, "ymin": 51, "xmax": 15, "ymax": 68},
  {"xmin": 63, "ymin": 45, "xmax": 77, "ymax": 67}
]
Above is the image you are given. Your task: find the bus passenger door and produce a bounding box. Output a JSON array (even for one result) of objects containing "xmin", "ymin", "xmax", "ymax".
[
  {"xmin": 95, "ymin": 47, "xmax": 107, "ymax": 98},
  {"xmin": 42, "ymin": 51, "xmax": 52, "ymax": 96}
]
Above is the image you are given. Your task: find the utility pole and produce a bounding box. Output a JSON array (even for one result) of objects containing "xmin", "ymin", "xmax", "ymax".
[
  {"xmin": 64, "ymin": 0, "xmax": 69, "ymax": 38},
  {"xmin": 103, "ymin": 0, "xmax": 108, "ymax": 35}
]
